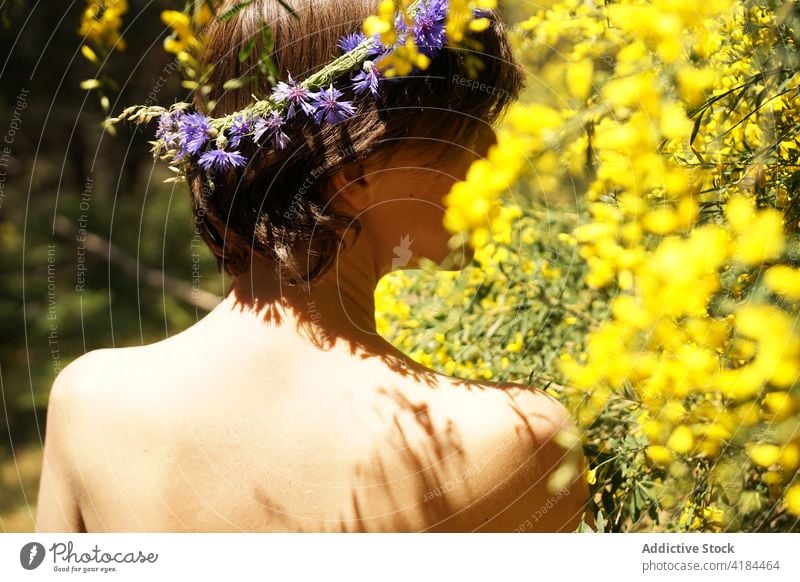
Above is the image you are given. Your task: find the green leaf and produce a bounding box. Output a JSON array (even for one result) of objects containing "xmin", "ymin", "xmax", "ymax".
[
  {"xmin": 239, "ymin": 36, "xmax": 256, "ymax": 62},
  {"xmin": 690, "ymin": 105, "xmax": 705, "ymax": 147},
  {"xmin": 595, "ymin": 509, "xmax": 605, "ymax": 533},
  {"xmin": 276, "ymin": 0, "xmax": 299, "ymax": 20},
  {"xmin": 260, "ymin": 25, "xmax": 275, "ymax": 52},
  {"xmin": 217, "ymin": 0, "xmax": 254, "ymax": 23},
  {"xmin": 257, "ymin": 26, "xmax": 279, "ymax": 84},
  {"xmin": 222, "ymin": 76, "xmax": 254, "ymax": 90}
]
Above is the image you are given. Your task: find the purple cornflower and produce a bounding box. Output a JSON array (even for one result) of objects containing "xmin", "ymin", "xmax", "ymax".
[
  {"xmin": 352, "ymin": 62, "xmax": 383, "ymax": 98},
  {"xmin": 338, "ymin": 32, "xmax": 365, "ymax": 52},
  {"xmin": 177, "ymin": 112, "xmax": 211, "ymax": 157},
  {"xmin": 228, "ymin": 115, "xmax": 254, "ymax": 149},
  {"xmin": 309, "ymin": 84, "xmax": 355, "ymax": 125},
  {"xmin": 339, "ymin": 30, "xmax": 388, "ymax": 58},
  {"xmin": 270, "ymin": 73, "xmax": 315, "ymax": 119},
  {"xmin": 367, "ymin": 34, "xmax": 390, "ymax": 58},
  {"xmin": 394, "ymin": 9, "xmax": 410, "ymax": 44},
  {"xmin": 254, "ymin": 111, "xmax": 290, "ymax": 150},
  {"xmin": 197, "ymin": 148, "xmax": 246, "ymax": 172},
  {"xmin": 412, "ymin": 0, "xmax": 448, "ymax": 57},
  {"xmin": 155, "ymin": 110, "xmax": 184, "ymax": 149}
]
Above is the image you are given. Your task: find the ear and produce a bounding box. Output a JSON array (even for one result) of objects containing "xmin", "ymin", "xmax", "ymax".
[{"xmin": 324, "ymin": 162, "xmax": 373, "ymax": 213}]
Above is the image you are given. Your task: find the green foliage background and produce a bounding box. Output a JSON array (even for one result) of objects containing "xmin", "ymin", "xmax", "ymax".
[{"xmin": 0, "ymin": 0, "xmax": 223, "ymax": 530}]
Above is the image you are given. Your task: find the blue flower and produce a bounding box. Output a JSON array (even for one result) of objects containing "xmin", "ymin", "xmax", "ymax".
[
  {"xmin": 338, "ymin": 32, "xmax": 366, "ymax": 53},
  {"xmin": 352, "ymin": 62, "xmax": 383, "ymax": 98},
  {"xmin": 394, "ymin": 9, "xmax": 410, "ymax": 42},
  {"xmin": 412, "ymin": 0, "xmax": 448, "ymax": 57},
  {"xmin": 177, "ymin": 112, "xmax": 211, "ymax": 157},
  {"xmin": 228, "ymin": 115, "xmax": 254, "ymax": 149},
  {"xmin": 155, "ymin": 110, "xmax": 184, "ymax": 149},
  {"xmin": 309, "ymin": 84, "xmax": 355, "ymax": 125},
  {"xmin": 367, "ymin": 34, "xmax": 390, "ymax": 58},
  {"xmin": 254, "ymin": 111, "xmax": 290, "ymax": 150},
  {"xmin": 197, "ymin": 148, "xmax": 247, "ymax": 172},
  {"xmin": 270, "ymin": 73, "xmax": 315, "ymax": 119},
  {"xmin": 339, "ymin": 30, "xmax": 388, "ymax": 57}
]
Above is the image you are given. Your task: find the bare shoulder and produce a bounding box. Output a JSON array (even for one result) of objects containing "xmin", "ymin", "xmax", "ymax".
[
  {"xmin": 488, "ymin": 379, "xmax": 590, "ymax": 530},
  {"xmin": 45, "ymin": 341, "xmax": 190, "ymax": 436},
  {"xmin": 46, "ymin": 346, "xmax": 151, "ymax": 415},
  {"xmin": 43, "ymin": 348, "xmax": 130, "ymax": 439},
  {"xmin": 42, "ymin": 345, "xmax": 142, "ymax": 438},
  {"xmin": 36, "ymin": 343, "xmax": 185, "ymax": 532},
  {"xmin": 36, "ymin": 348, "xmax": 121, "ymax": 532},
  {"xmin": 52, "ymin": 348, "xmax": 125, "ymax": 393},
  {"xmin": 384, "ymin": 373, "xmax": 590, "ymax": 532}
]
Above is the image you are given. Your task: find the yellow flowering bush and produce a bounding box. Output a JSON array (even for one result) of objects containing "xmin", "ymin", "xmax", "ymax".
[{"xmin": 376, "ymin": 0, "xmax": 800, "ymax": 531}]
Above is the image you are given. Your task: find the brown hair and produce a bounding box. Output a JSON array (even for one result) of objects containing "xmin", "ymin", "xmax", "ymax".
[{"xmin": 191, "ymin": 0, "xmax": 524, "ymax": 283}]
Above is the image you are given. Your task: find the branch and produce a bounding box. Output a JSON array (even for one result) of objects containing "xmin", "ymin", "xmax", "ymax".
[{"xmin": 53, "ymin": 215, "xmax": 222, "ymax": 311}]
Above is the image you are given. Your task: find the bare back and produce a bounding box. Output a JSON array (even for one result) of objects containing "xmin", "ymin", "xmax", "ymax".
[{"xmin": 36, "ymin": 307, "xmax": 589, "ymax": 533}]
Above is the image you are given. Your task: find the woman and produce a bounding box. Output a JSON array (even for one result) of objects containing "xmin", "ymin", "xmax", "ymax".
[{"xmin": 36, "ymin": 0, "xmax": 589, "ymax": 532}]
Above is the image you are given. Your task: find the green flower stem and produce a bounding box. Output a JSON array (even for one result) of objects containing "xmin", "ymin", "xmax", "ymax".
[
  {"xmin": 302, "ymin": 36, "xmax": 377, "ymax": 89},
  {"xmin": 209, "ymin": 36, "xmax": 377, "ymax": 132}
]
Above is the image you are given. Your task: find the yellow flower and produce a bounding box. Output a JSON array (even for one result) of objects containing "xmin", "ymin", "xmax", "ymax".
[
  {"xmin": 667, "ymin": 425, "xmax": 695, "ymax": 454},
  {"xmin": 161, "ymin": 10, "xmax": 203, "ymax": 56},
  {"xmin": 660, "ymin": 101, "xmax": 692, "ymax": 139},
  {"xmin": 733, "ymin": 211, "xmax": 785, "ymax": 265},
  {"xmin": 378, "ymin": 36, "xmax": 430, "ymax": 77},
  {"xmin": 764, "ymin": 265, "xmax": 800, "ymax": 301},
  {"xmin": 566, "ymin": 58, "xmax": 594, "ymax": 101},
  {"xmin": 748, "ymin": 443, "xmax": 781, "ymax": 468},
  {"xmin": 364, "ymin": 0, "xmax": 399, "ymax": 45},
  {"xmin": 785, "ymin": 484, "xmax": 800, "ymax": 517},
  {"xmin": 161, "ymin": 10, "xmax": 191, "ymax": 36},
  {"xmin": 505, "ymin": 332, "xmax": 524, "ymax": 353},
  {"xmin": 763, "ymin": 392, "xmax": 797, "ymax": 420},
  {"xmin": 611, "ymin": 295, "xmax": 653, "ymax": 330},
  {"xmin": 642, "ymin": 207, "xmax": 678, "ymax": 235},
  {"xmin": 78, "ymin": 0, "xmax": 128, "ymax": 51},
  {"xmin": 676, "ymin": 65, "xmax": 716, "ymax": 106},
  {"xmin": 702, "ymin": 505, "xmax": 725, "ymax": 528},
  {"xmin": 782, "ymin": 443, "xmax": 800, "ymax": 471},
  {"xmin": 444, "ymin": 126, "xmax": 528, "ymax": 246},
  {"xmin": 446, "ymin": 0, "xmax": 497, "ymax": 44},
  {"xmin": 541, "ymin": 261, "xmax": 561, "ymax": 279},
  {"xmin": 601, "ymin": 71, "xmax": 661, "ymax": 117},
  {"xmin": 646, "ymin": 445, "xmax": 675, "ymax": 465}
]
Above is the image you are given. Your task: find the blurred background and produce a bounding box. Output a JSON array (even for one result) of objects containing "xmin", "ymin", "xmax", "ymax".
[{"xmin": 0, "ymin": 0, "xmax": 225, "ymax": 530}]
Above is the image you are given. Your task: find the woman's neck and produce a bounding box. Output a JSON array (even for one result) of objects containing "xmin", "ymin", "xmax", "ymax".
[{"xmin": 222, "ymin": 230, "xmax": 388, "ymax": 352}]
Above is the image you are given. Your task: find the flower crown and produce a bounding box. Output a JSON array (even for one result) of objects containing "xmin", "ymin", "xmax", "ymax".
[{"xmin": 107, "ymin": 0, "xmax": 494, "ymax": 180}]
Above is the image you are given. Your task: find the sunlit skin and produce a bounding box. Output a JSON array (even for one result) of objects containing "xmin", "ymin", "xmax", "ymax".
[{"xmin": 35, "ymin": 124, "xmax": 589, "ymax": 533}]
